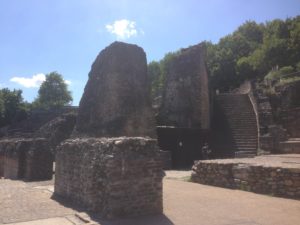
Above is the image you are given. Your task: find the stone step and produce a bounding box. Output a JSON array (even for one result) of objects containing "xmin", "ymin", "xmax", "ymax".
[
  {"xmin": 234, "ymin": 139, "xmax": 257, "ymax": 143},
  {"xmin": 235, "ymin": 142, "xmax": 257, "ymax": 147},
  {"xmin": 235, "ymin": 151, "xmax": 256, "ymax": 158},
  {"xmin": 233, "ymin": 137, "xmax": 258, "ymax": 140},
  {"xmin": 236, "ymin": 147, "xmax": 257, "ymax": 151},
  {"xmin": 230, "ymin": 128, "xmax": 257, "ymax": 132},
  {"xmin": 231, "ymin": 131, "xmax": 257, "ymax": 135},
  {"xmin": 228, "ymin": 125, "xmax": 256, "ymax": 128},
  {"xmin": 227, "ymin": 122, "xmax": 257, "ymax": 125}
]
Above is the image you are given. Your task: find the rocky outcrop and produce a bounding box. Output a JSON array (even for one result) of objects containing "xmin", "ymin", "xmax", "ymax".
[
  {"xmin": 74, "ymin": 42, "xmax": 155, "ymax": 138},
  {"xmin": 158, "ymin": 43, "xmax": 210, "ymax": 129}
]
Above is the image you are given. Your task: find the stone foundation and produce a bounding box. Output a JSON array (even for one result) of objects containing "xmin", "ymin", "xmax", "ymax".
[
  {"xmin": 54, "ymin": 137, "xmax": 164, "ymax": 218},
  {"xmin": 0, "ymin": 138, "xmax": 53, "ymax": 180},
  {"xmin": 191, "ymin": 155, "xmax": 300, "ymax": 199}
]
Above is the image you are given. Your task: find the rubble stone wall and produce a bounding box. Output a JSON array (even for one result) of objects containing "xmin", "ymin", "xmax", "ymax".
[
  {"xmin": 0, "ymin": 138, "xmax": 53, "ymax": 180},
  {"xmin": 192, "ymin": 160, "xmax": 300, "ymax": 199},
  {"xmin": 55, "ymin": 137, "xmax": 164, "ymax": 218}
]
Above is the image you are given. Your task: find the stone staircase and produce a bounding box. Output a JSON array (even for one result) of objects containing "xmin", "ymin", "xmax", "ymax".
[{"xmin": 212, "ymin": 94, "xmax": 258, "ymax": 158}]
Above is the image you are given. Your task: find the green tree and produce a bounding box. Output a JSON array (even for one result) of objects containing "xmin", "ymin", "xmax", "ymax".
[
  {"xmin": 34, "ymin": 72, "xmax": 72, "ymax": 109},
  {"xmin": 148, "ymin": 61, "xmax": 162, "ymax": 98},
  {"xmin": 0, "ymin": 88, "xmax": 29, "ymax": 127}
]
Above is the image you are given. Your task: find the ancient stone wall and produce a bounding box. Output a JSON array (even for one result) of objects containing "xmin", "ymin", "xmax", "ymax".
[
  {"xmin": 274, "ymin": 80, "xmax": 300, "ymax": 110},
  {"xmin": 34, "ymin": 113, "xmax": 77, "ymax": 154},
  {"xmin": 0, "ymin": 106, "xmax": 78, "ymax": 138},
  {"xmin": 0, "ymin": 138, "xmax": 53, "ymax": 180},
  {"xmin": 24, "ymin": 139, "xmax": 53, "ymax": 180},
  {"xmin": 55, "ymin": 42, "xmax": 164, "ymax": 218},
  {"xmin": 74, "ymin": 42, "xmax": 155, "ymax": 138},
  {"xmin": 191, "ymin": 159, "xmax": 300, "ymax": 199},
  {"xmin": 55, "ymin": 137, "xmax": 163, "ymax": 218},
  {"xmin": 158, "ymin": 43, "xmax": 210, "ymax": 129},
  {"xmin": 280, "ymin": 107, "xmax": 300, "ymax": 137}
]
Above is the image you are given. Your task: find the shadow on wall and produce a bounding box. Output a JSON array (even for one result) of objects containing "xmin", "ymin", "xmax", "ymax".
[{"xmin": 210, "ymin": 99, "xmax": 236, "ymax": 158}]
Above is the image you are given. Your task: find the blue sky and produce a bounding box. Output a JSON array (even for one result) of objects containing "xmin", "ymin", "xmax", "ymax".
[{"xmin": 0, "ymin": 0, "xmax": 299, "ymax": 105}]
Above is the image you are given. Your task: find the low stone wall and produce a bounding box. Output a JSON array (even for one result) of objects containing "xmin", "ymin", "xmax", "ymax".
[
  {"xmin": 191, "ymin": 157, "xmax": 300, "ymax": 199},
  {"xmin": 54, "ymin": 137, "xmax": 164, "ymax": 218},
  {"xmin": 0, "ymin": 138, "xmax": 53, "ymax": 180},
  {"xmin": 279, "ymin": 140, "xmax": 300, "ymax": 154}
]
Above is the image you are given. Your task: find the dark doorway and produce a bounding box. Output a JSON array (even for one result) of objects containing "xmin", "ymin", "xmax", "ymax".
[{"xmin": 157, "ymin": 127, "xmax": 209, "ymax": 169}]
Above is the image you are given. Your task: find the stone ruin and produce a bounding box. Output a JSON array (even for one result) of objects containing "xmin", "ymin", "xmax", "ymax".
[
  {"xmin": 0, "ymin": 138, "xmax": 52, "ymax": 180},
  {"xmin": 158, "ymin": 43, "xmax": 210, "ymax": 129},
  {"xmin": 0, "ymin": 108, "xmax": 77, "ymax": 180},
  {"xmin": 156, "ymin": 43, "xmax": 210, "ymax": 168},
  {"xmin": 54, "ymin": 42, "xmax": 164, "ymax": 218},
  {"xmin": 74, "ymin": 42, "xmax": 155, "ymax": 138}
]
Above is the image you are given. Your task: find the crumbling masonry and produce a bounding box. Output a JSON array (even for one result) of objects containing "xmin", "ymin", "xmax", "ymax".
[{"xmin": 54, "ymin": 42, "xmax": 164, "ymax": 218}]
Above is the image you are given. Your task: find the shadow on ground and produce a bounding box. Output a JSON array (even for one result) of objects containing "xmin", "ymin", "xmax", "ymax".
[{"xmin": 51, "ymin": 194, "xmax": 174, "ymax": 225}]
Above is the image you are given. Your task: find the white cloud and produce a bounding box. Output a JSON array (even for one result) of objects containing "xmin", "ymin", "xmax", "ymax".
[
  {"xmin": 105, "ymin": 19, "xmax": 139, "ymax": 39},
  {"xmin": 10, "ymin": 74, "xmax": 72, "ymax": 88},
  {"xmin": 10, "ymin": 73, "xmax": 46, "ymax": 88},
  {"xmin": 65, "ymin": 79, "xmax": 72, "ymax": 85}
]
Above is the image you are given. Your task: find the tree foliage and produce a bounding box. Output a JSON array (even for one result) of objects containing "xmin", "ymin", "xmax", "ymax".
[
  {"xmin": 33, "ymin": 72, "xmax": 72, "ymax": 109},
  {"xmin": 148, "ymin": 16, "xmax": 300, "ymax": 93},
  {"xmin": 148, "ymin": 51, "xmax": 178, "ymax": 98},
  {"xmin": 0, "ymin": 88, "xmax": 29, "ymax": 127}
]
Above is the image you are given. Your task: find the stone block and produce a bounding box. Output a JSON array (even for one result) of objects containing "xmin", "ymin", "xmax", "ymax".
[
  {"xmin": 0, "ymin": 138, "xmax": 53, "ymax": 180},
  {"xmin": 54, "ymin": 137, "xmax": 164, "ymax": 218}
]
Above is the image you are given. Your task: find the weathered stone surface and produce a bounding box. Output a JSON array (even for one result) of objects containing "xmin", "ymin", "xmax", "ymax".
[
  {"xmin": 74, "ymin": 42, "xmax": 155, "ymax": 138},
  {"xmin": 275, "ymin": 80, "xmax": 300, "ymax": 109},
  {"xmin": 280, "ymin": 107, "xmax": 300, "ymax": 137},
  {"xmin": 158, "ymin": 43, "xmax": 210, "ymax": 128},
  {"xmin": 191, "ymin": 155, "xmax": 300, "ymax": 199},
  {"xmin": 54, "ymin": 137, "xmax": 164, "ymax": 218},
  {"xmin": 0, "ymin": 138, "xmax": 53, "ymax": 180},
  {"xmin": 34, "ymin": 113, "xmax": 77, "ymax": 153}
]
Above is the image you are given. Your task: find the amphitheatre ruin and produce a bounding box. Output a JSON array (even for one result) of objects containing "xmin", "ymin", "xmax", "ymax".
[{"xmin": 0, "ymin": 41, "xmax": 299, "ymax": 225}]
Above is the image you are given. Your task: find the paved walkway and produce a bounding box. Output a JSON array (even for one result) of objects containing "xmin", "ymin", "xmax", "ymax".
[{"xmin": 0, "ymin": 176, "xmax": 299, "ymax": 225}]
